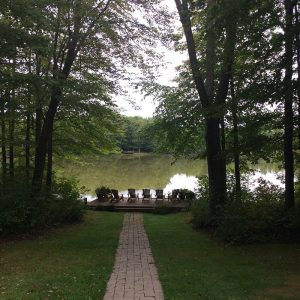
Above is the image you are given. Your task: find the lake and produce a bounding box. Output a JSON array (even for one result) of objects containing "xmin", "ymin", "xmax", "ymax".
[{"xmin": 56, "ymin": 153, "xmax": 281, "ymax": 200}]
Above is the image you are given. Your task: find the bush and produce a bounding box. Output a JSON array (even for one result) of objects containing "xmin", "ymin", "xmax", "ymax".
[
  {"xmin": 0, "ymin": 174, "xmax": 85, "ymax": 235},
  {"xmin": 95, "ymin": 186, "xmax": 111, "ymax": 200},
  {"xmin": 191, "ymin": 198, "xmax": 212, "ymax": 229},
  {"xmin": 192, "ymin": 174, "xmax": 300, "ymax": 244},
  {"xmin": 50, "ymin": 177, "xmax": 85, "ymax": 223}
]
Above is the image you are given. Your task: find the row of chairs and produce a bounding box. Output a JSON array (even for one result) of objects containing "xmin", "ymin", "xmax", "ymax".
[{"xmin": 110, "ymin": 189, "xmax": 180, "ymax": 203}]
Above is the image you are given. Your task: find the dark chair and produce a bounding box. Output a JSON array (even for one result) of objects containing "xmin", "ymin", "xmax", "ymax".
[
  {"xmin": 110, "ymin": 189, "xmax": 123, "ymax": 202},
  {"xmin": 155, "ymin": 189, "xmax": 164, "ymax": 202},
  {"xmin": 168, "ymin": 189, "xmax": 179, "ymax": 202},
  {"xmin": 128, "ymin": 189, "xmax": 138, "ymax": 203},
  {"xmin": 142, "ymin": 189, "xmax": 151, "ymax": 202}
]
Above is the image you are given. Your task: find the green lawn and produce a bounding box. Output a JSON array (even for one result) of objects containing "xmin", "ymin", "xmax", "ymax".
[
  {"xmin": 0, "ymin": 211, "xmax": 123, "ymax": 300},
  {"xmin": 144, "ymin": 213, "xmax": 300, "ymax": 300},
  {"xmin": 2, "ymin": 211, "xmax": 300, "ymax": 300}
]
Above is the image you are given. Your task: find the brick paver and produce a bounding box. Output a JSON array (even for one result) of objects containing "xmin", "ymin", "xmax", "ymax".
[{"xmin": 103, "ymin": 213, "xmax": 164, "ymax": 300}]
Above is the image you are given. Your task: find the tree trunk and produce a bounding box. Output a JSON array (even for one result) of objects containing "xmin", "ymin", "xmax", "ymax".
[
  {"xmin": 46, "ymin": 124, "xmax": 53, "ymax": 188},
  {"xmin": 283, "ymin": 0, "xmax": 295, "ymax": 209},
  {"xmin": 34, "ymin": 54, "xmax": 43, "ymax": 171},
  {"xmin": 1, "ymin": 99, "xmax": 6, "ymax": 176},
  {"xmin": 174, "ymin": 0, "xmax": 234, "ymax": 215},
  {"xmin": 230, "ymin": 79, "xmax": 241, "ymax": 199},
  {"xmin": 32, "ymin": 88, "xmax": 60, "ymax": 194},
  {"xmin": 294, "ymin": 3, "xmax": 300, "ymax": 148},
  {"xmin": 8, "ymin": 91, "xmax": 14, "ymax": 178},
  {"xmin": 206, "ymin": 117, "xmax": 227, "ymax": 213},
  {"xmin": 25, "ymin": 103, "xmax": 31, "ymax": 178},
  {"xmin": 35, "ymin": 98, "xmax": 42, "ymax": 146}
]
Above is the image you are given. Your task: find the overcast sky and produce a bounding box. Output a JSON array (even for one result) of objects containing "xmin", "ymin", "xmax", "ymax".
[{"xmin": 115, "ymin": 0, "xmax": 186, "ymax": 118}]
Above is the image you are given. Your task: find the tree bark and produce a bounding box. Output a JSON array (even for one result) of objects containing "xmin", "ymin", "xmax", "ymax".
[
  {"xmin": 294, "ymin": 3, "xmax": 300, "ymax": 148},
  {"xmin": 230, "ymin": 79, "xmax": 241, "ymax": 199},
  {"xmin": 31, "ymin": 0, "xmax": 112, "ymax": 194},
  {"xmin": 25, "ymin": 99, "xmax": 31, "ymax": 178},
  {"xmin": 46, "ymin": 123, "xmax": 53, "ymax": 188},
  {"xmin": 34, "ymin": 54, "xmax": 43, "ymax": 170},
  {"xmin": 1, "ymin": 98, "xmax": 6, "ymax": 176},
  {"xmin": 32, "ymin": 88, "xmax": 60, "ymax": 193},
  {"xmin": 174, "ymin": 0, "xmax": 239, "ymax": 215},
  {"xmin": 205, "ymin": 117, "xmax": 226, "ymax": 211},
  {"xmin": 205, "ymin": 0, "xmax": 217, "ymax": 100},
  {"xmin": 8, "ymin": 91, "xmax": 14, "ymax": 178},
  {"xmin": 32, "ymin": 0, "xmax": 82, "ymax": 194},
  {"xmin": 283, "ymin": 0, "xmax": 295, "ymax": 209}
]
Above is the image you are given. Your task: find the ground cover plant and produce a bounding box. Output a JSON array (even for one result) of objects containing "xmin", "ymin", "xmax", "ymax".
[
  {"xmin": 144, "ymin": 213, "xmax": 300, "ymax": 300},
  {"xmin": 0, "ymin": 211, "xmax": 123, "ymax": 299}
]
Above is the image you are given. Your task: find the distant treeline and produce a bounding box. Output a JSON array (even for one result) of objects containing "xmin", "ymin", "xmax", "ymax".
[{"xmin": 117, "ymin": 117, "xmax": 155, "ymax": 153}]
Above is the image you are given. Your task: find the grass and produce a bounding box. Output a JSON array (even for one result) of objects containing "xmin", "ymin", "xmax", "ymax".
[
  {"xmin": 0, "ymin": 211, "xmax": 123, "ymax": 300},
  {"xmin": 144, "ymin": 212, "xmax": 300, "ymax": 300},
  {"xmin": 2, "ymin": 211, "xmax": 300, "ymax": 299}
]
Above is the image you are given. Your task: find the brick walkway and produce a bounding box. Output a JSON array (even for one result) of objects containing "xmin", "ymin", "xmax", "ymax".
[{"xmin": 103, "ymin": 213, "xmax": 164, "ymax": 300}]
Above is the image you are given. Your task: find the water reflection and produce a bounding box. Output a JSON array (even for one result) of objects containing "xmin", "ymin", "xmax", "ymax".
[
  {"xmin": 251, "ymin": 171, "xmax": 284, "ymax": 190},
  {"xmin": 164, "ymin": 174, "xmax": 199, "ymax": 193},
  {"xmin": 56, "ymin": 154, "xmax": 280, "ymax": 199}
]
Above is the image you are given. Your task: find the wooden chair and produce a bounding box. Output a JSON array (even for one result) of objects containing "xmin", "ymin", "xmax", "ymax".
[
  {"xmin": 142, "ymin": 189, "xmax": 151, "ymax": 203},
  {"xmin": 128, "ymin": 189, "xmax": 138, "ymax": 203},
  {"xmin": 155, "ymin": 189, "xmax": 164, "ymax": 202},
  {"xmin": 110, "ymin": 189, "xmax": 123, "ymax": 202},
  {"xmin": 168, "ymin": 189, "xmax": 179, "ymax": 202}
]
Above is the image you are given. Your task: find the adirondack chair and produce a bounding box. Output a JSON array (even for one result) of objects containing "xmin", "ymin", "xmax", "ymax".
[
  {"xmin": 168, "ymin": 189, "xmax": 179, "ymax": 202},
  {"xmin": 142, "ymin": 189, "xmax": 151, "ymax": 202},
  {"xmin": 128, "ymin": 189, "xmax": 138, "ymax": 203},
  {"xmin": 110, "ymin": 189, "xmax": 123, "ymax": 202},
  {"xmin": 155, "ymin": 189, "xmax": 164, "ymax": 202}
]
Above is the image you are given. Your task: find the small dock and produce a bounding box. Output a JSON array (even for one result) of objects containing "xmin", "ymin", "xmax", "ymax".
[{"xmin": 87, "ymin": 198, "xmax": 186, "ymax": 212}]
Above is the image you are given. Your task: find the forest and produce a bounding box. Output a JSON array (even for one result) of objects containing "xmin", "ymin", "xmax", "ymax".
[{"xmin": 0, "ymin": 0, "xmax": 299, "ymax": 243}]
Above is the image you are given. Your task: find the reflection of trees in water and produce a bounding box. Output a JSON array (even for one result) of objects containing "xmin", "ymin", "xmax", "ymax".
[
  {"xmin": 57, "ymin": 154, "xmax": 207, "ymax": 193},
  {"xmin": 56, "ymin": 154, "xmax": 279, "ymax": 195}
]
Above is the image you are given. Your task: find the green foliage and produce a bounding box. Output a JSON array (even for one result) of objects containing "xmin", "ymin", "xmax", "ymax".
[
  {"xmin": 95, "ymin": 186, "xmax": 111, "ymax": 200},
  {"xmin": 0, "ymin": 174, "xmax": 85, "ymax": 235},
  {"xmin": 192, "ymin": 174, "xmax": 300, "ymax": 244},
  {"xmin": 0, "ymin": 175, "xmax": 33, "ymax": 234},
  {"xmin": 50, "ymin": 177, "xmax": 85, "ymax": 223},
  {"xmin": 149, "ymin": 83, "xmax": 206, "ymax": 158},
  {"xmin": 191, "ymin": 198, "xmax": 211, "ymax": 229},
  {"xmin": 177, "ymin": 189, "xmax": 196, "ymax": 210},
  {"xmin": 117, "ymin": 116, "xmax": 156, "ymax": 153}
]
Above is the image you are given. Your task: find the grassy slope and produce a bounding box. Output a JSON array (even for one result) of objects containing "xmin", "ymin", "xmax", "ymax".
[
  {"xmin": 144, "ymin": 213, "xmax": 300, "ymax": 300},
  {"xmin": 0, "ymin": 211, "xmax": 123, "ymax": 300}
]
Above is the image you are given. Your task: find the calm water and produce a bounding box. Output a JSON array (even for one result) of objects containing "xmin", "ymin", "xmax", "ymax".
[{"xmin": 56, "ymin": 153, "xmax": 280, "ymax": 199}]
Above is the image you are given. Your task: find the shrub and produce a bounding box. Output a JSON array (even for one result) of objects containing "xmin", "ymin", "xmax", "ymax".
[
  {"xmin": 50, "ymin": 177, "xmax": 85, "ymax": 223},
  {"xmin": 191, "ymin": 198, "xmax": 212, "ymax": 229},
  {"xmin": 192, "ymin": 173, "xmax": 300, "ymax": 244},
  {"xmin": 95, "ymin": 186, "xmax": 111, "ymax": 200},
  {"xmin": 0, "ymin": 174, "xmax": 85, "ymax": 235}
]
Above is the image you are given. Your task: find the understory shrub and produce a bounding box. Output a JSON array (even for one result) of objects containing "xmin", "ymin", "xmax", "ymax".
[
  {"xmin": 95, "ymin": 186, "xmax": 111, "ymax": 200},
  {"xmin": 0, "ymin": 173, "xmax": 85, "ymax": 235},
  {"xmin": 192, "ymin": 174, "xmax": 300, "ymax": 244}
]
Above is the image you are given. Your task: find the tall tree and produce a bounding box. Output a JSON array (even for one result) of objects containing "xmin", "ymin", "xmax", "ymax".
[
  {"xmin": 294, "ymin": 2, "xmax": 300, "ymax": 148},
  {"xmin": 283, "ymin": 0, "xmax": 295, "ymax": 209},
  {"xmin": 174, "ymin": 0, "xmax": 240, "ymax": 215}
]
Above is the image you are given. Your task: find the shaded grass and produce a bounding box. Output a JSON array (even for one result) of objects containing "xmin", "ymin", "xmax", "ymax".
[
  {"xmin": 144, "ymin": 213, "xmax": 300, "ymax": 300},
  {"xmin": 0, "ymin": 211, "xmax": 123, "ymax": 299}
]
